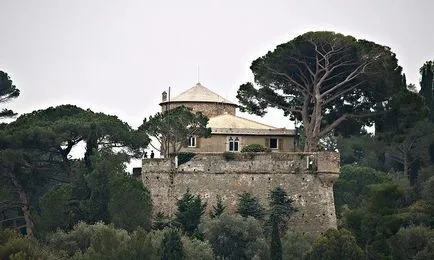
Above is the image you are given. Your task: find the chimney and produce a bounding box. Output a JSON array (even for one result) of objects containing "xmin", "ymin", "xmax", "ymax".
[{"xmin": 162, "ymin": 91, "xmax": 167, "ymax": 102}]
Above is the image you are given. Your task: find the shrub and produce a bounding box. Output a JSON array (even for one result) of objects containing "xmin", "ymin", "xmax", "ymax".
[
  {"xmin": 0, "ymin": 228, "xmax": 59, "ymax": 259},
  {"xmin": 282, "ymin": 232, "xmax": 314, "ymax": 260},
  {"xmin": 241, "ymin": 144, "xmax": 266, "ymax": 153},
  {"xmin": 222, "ymin": 152, "xmax": 235, "ymax": 161},
  {"xmin": 304, "ymin": 228, "xmax": 363, "ymax": 260},
  {"xmin": 182, "ymin": 236, "xmax": 214, "ymax": 260},
  {"xmin": 390, "ymin": 226, "xmax": 434, "ymax": 260},
  {"xmin": 47, "ymin": 222, "xmax": 158, "ymax": 259},
  {"xmin": 199, "ymin": 213, "xmax": 269, "ymax": 259},
  {"xmin": 161, "ymin": 228, "xmax": 185, "ymax": 260},
  {"xmin": 47, "ymin": 222, "xmax": 95, "ymax": 257}
]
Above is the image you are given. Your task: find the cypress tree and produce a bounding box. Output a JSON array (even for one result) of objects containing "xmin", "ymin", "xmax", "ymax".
[
  {"xmin": 268, "ymin": 187, "xmax": 297, "ymax": 235},
  {"xmin": 210, "ymin": 194, "xmax": 225, "ymax": 218},
  {"xmin": 270, "ymin": 220, "xmax": 282, "ymax": 260},
  {"xmin": 419, "ymin": 61, "xmax": 434, "ymax": 121},
  {"xmin": 161, "ymin": 229, "xmax": 185, "ymax": 260},
  {"xmin": 236, "ymin": 192, "xmax": 265, "ymax": 220},
  {"xmin": 175, "ymin": 189, "xmax": 206, "ymax": 236}
]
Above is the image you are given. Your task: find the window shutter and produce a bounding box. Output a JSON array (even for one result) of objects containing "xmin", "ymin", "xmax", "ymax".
[
  {"xmin": 196, "ymin": 137, "xmax": 201, "ymax": 148},
  {"xmin": 279, "ymin": 138, "xmax": 283, "ymax": 150},
  {"xmin": 183, "ymin": 138, "xmax": 188, "ymax": 148},
  {"xmin": 265, "ymin": 138, "xmax": 270, "ymax": 148}
]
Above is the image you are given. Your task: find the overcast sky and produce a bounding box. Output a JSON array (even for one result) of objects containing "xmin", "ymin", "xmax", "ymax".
[{"xmin": 1, "ymin": 0, "xmax": 433, "ymax": 130}]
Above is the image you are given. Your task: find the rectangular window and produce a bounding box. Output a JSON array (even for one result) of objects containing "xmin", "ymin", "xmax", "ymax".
[
  {"xmin": 269, "ymin": 138, "xmax": 278, "ymax": 149},
  {"xmin": 188, "ymin": 136, "xmax": 196, "ymax": 147},
  {"xmin": 228, "ymin": 136, "xmax": 240, "ymax": 152}
]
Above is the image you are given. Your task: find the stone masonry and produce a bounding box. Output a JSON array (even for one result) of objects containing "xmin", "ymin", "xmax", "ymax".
[{"xmin": 142, "ymin": 152, "xmax": 340, "ymax": 236}]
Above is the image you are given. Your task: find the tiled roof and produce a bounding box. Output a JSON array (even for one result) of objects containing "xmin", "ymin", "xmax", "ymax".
[
  {"xmin": 211, "ymin": 128, "xmax": 295, "ymax": 135},
  {"xmin": 208, "ymin": 114, "xmax": 295, "ymax": 135},
  {"xmin": 164, "ymin": 83, "xmax": 236, "ymax": 105},
  {"xmin": 208, "ymin": 114, "xmax": 276, "ymax": 129}
]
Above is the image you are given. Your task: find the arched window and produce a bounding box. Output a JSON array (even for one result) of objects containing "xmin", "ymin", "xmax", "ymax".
[{"xmin": 228, "ymin": 136, "xmax": 240, "ymax": 152}]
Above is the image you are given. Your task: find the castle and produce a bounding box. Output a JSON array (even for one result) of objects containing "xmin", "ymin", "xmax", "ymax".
[
  {"xmin": 142, "ymin": 83, "xmax": 339, "ymax": 235},
  {"xmin": 159, "ymin": 82, "xmax": 296, "ymax": 153}
]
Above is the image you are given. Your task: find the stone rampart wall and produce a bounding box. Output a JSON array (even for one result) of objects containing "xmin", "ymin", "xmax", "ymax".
[{"xmin": 142, "ymin": 152, "xmax": 340, "ymax": 236}]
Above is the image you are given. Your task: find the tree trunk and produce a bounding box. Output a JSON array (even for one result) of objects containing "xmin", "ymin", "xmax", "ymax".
[
  {"xmin": 303, "ymin": 119, "xmax": 321, "ymax": 152},
  {"xmin": 160, "ymin": 136, "xmax": 168, "ymax": 158},
  {"xmin": 18, "ymin": 189, "xmax": 33, "ymax": 237},
  {"xmin": 302, "ymin": 89, "xmax": 322, "ymax": 152},
  {"xmin": 403, "ymin": 153, "xmax": 408, "ymax": 177},
  {"xmin": 7, "ymin": 172, "xmax": 34, "ymax": 237},
  {"xmin": 304, "ymin": 136, "xmax": 319, "ymax": 152}
]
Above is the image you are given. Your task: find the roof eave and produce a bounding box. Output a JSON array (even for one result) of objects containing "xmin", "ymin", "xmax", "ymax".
[
  {"xmin": 159, "ymin": 100, "xmax": 238, "ymax": 107},
  {"xmin": 210, "ymin": 127, "xmax": 296, "ymax": 136}
]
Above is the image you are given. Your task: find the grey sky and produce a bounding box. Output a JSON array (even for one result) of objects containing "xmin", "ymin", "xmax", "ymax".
[{"xmin": 1, "ymin": 0, "xmax": 433, "ymax": 130}]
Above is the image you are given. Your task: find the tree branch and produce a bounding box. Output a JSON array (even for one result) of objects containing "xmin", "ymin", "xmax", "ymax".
[
  {"xmin": 320, "ymin": 62, "xmax": 369, "ymax": 98},
  {"xmin": 265, "ymin": 66, "xmax": 311, "ymax": 95},
  {"xmin": 319, "ymin": 111, "xmax": 380, "ymax": 138},
  {"xmin": 322, "ymin": 81, "xmax": 365, "ymax": 105}
]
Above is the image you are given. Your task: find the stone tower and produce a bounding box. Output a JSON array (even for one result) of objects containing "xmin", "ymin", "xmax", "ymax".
[{"xmin": 159, "ymin": 82, "xmax": 237, "ymax": 118}]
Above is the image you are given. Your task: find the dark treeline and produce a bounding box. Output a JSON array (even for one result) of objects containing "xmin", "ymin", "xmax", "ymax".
[{"xmin": 1, "ymin": 31, "xmax": 434, "ymax": 259}]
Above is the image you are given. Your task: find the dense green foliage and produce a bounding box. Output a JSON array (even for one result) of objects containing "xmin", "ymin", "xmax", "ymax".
[
  {"xmin": 268, "ymin": 187, "xmax": 296, "ymax": 259},
  {"xmin": 222, "ymin": 151, "xmax": 236, "ymax": 161},
  {"xmin": 181, "ymin": 236, "xmax": 214, "ymax": 260},
  {"xmin": 268, "ymin": 187, "xmax": 297, "ymax": 233},
  {"xmin": 0, "ymin": 71, "xmax": 20, "ymax": 118},
  {"xmin": 333, "ymin": 69, "xmax": 433, "ymax": 259},
  {"xmin": 0, "ymin": 228, "xmax": 58, "ymax": 259},
  {"xmin": 175, "ymin": 189, "xmax": 207, "ymax": 236},
  {"xmin": 333, "ymin": 165, "xmax": 390, "ymax": 215},
  {"xmin": 420, "ymin": 61, "xmax": 434, "ymax": 121},
  {"xmin": 305, "ymin": 229, "xmax": 363, "ymax": 260},
  {"xmin": 199, "ymin": 213, "xmax": 269, "ymax": 259},
  {"xmin": 108, "ymin": 171, "xmax": 152, "ymax": 232},
  {"xmin": 169, "ymin": 152, "xmax": 196, "ymax": 165},
  {"xmin": 281, "ymin": 232, "xmax": 313, "ymax": 259},
  {"xmin": 210, "ymin": 194, "xmax": 226, "ymax": 218},
  {"xmin": 161, "ymin": 228, "xmax": 185, "ymax": 260},
  {"xmin": 390, "ymin": 226, "xmax": 434, "ymax": 259},
  {"xmin": 241, "ymin": 143, "xmax": 267, "ymax": 153},
  {"xmin": 0, "ymin": 222, "xmax": 218, "ymax": 259},
  {"xmin": 236, "ymin": 192, "xmax": 265, "ymax": 220},
  {"xmin": 139, "ymin": 106, "xmax": 210, "ymax": 157},
  {"xmin": 270, "ymin": 221, "xmax": 282, "ymax": 260},
  {"xmin": 35, "ymin": 149, "xmax": 152, "ymax": 236},
  {"xmin": 0, "ymin": 105, "xmax": 150, "ymax": 237}
]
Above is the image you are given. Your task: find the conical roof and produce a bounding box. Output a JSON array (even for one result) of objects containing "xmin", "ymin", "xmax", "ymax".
[{"xmin": 161, "ymin": 83, "xmax": 236, "ymax": 105}]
